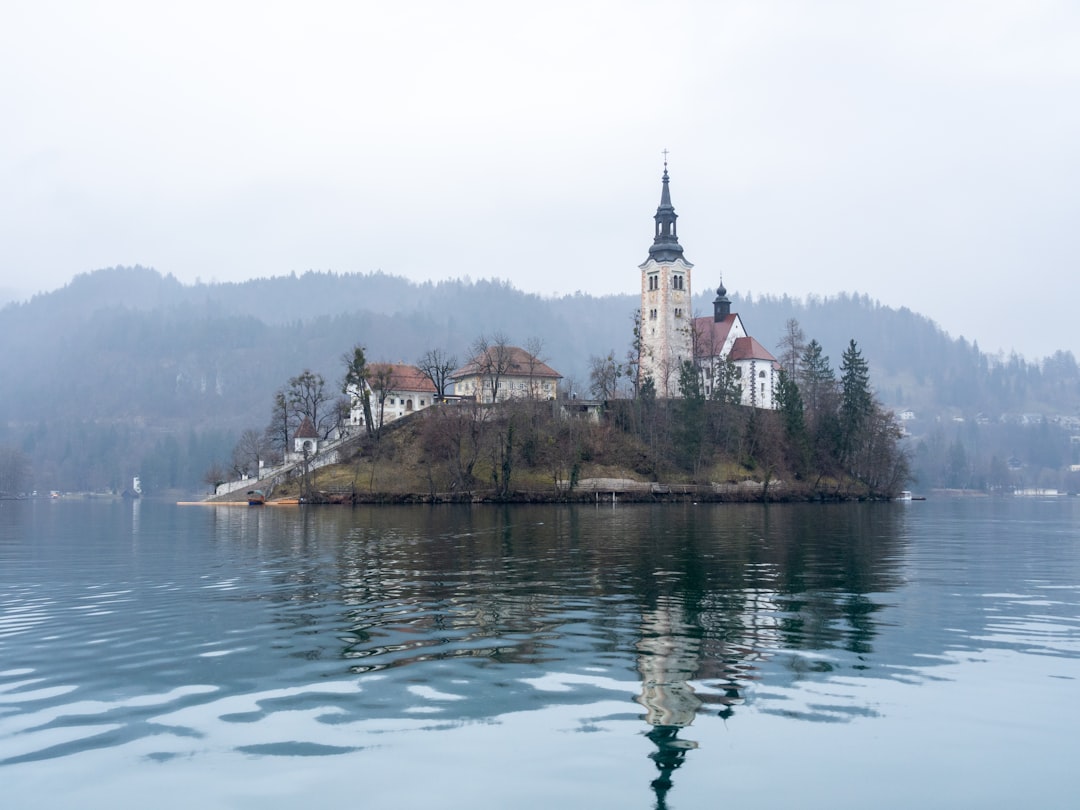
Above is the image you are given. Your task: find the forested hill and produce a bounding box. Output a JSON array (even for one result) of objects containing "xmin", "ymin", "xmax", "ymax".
[{"xmin": 0, "ymin": 265, "xmax": 1076, "ymax": 492}]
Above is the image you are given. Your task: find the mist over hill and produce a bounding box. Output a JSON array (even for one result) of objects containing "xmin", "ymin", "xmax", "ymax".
[{"xmin": 1, "ymin": 266, "xmax": 1076, "ymax": 493}]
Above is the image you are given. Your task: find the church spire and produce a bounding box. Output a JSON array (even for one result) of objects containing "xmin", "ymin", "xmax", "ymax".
[
  {"xmin": 648, "ymin": 155, "xmax": 686, "ymax": 263},
  {"xmin": 713, "ymin": 277, "xmax": 731, "ymax": 321}
]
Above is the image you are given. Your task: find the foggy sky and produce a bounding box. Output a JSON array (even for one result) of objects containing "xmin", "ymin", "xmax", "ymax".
[{"xmin": 3, "ymin": 1, "xmax": 1078, "ymax": 359}]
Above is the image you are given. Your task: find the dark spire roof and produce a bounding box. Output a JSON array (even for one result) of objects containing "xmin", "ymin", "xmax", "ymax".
[
  {"xmin": 648, "ymin": 160, "xmax": 687, "ymax": 263},
  {"xmin": 713, "ymin": 277, "xmax": 731, "ymax": 321}
]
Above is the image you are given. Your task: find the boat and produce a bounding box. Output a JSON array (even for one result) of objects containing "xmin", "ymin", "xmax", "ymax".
[
  {"xmin": 897, "ymin": 490, "xmax": 913, "ymax": 501},
  {"xmin": 246, "ymin": 489, "xmax": 266, "ymax": 506}
]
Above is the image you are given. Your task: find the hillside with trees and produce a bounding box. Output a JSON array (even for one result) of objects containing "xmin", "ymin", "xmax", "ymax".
[
  {"xmin": 228, "ymin": 335, "xmax": 906, "ymax": 504},
  {"xmin": 0, "ymin": 266, "xmax": 1076, "ymax": 494}
]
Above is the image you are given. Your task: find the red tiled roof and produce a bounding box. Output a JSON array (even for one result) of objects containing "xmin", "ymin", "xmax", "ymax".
[
  {"xmin": 368, "ymin": 364, "xmax": 437, "ymax": 394},
  {"xmin": 692, "ymin": 315, "xmax": 738, "ymax": 359},
  {"xmin": 729, "ymin": 336, "xmax": 779, "ymax": 363},
  {"xmin": 295, "ymin": 416, "xmax": 318, "ymax": 439},
  {"xmin": 451, "ymin": 346, "xmax": 562, "ymax": 380}
]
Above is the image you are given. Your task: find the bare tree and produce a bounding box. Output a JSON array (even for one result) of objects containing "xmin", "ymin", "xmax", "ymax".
[
  {"xmin": 627, "ymin": 308, "xmax": 644, "ymax": 397},
  {"xmin": 263, "ymin": 389, "xmax": 291, "ymax": 460},
  {"xmin": 489, "ymin": 405, "xmax": 518, "ymax": 498},
  {"xmin": 366, "ymin": 363, "xmax": 398, "ymax": 438},
  {"xmin": 231, "ymin": 428, "xmax": 268, "ymax": 478},
  {"xmin": 286, "ymin": 369, "xmax": 336, "ymax": 439},
  {"xmin": 417, "ymin": 348, "xmax": 457, "ymax": 402},
  {"xmin": 777, "ymin": 318, "xmax": 806, "ymax": 379},
  {"xmin": 692, "ymin": 316, "xmax": 723, "ymax": 399},
  {"xmin": 422, "ymin": 401, "xmax": 489, "ymax": 491},
  {"xmin": 202, "ymin": 461, "xmax": 228, "ymax": 493},
  {"xmin": 469, "ymin": 332, "xmax": 514, "ymax": 403},
  {"xmin": 523, "ymin": 336, "xmax": 546, "ymax": 399},
  {"xmin": 589, "ymin": 352, "xmax": 624, "ymax": 402}
]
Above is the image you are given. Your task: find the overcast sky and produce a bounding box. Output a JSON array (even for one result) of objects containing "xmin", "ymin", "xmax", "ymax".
[{"xmin": 3, "ymin": 1, "xmax": 1078, "ymax": 359}]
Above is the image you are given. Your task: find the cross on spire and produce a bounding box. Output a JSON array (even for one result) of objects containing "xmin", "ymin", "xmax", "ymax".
[{"xmin": 662, "ymin": 148, "xmax": 669, "ymax": 169}]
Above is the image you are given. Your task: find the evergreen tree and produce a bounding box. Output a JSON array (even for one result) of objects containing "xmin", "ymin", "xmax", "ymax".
[
  {"xmin": 799, "ymin": 339, "xmax": 840, "ymax": 481},
  {"xmin": 774, "ymin": 369, "xmax": 808, "ymax": 473},
  {"xmin": 675, "ymin": 360, "xmax": 706, "ymax": 474},
  {"xmin": 341, "ymin": 345, "xmax": 374, "ymax": 437},
  {"xmin": 798, "ymin": 339, "xmax": 836, "ymax": 423},
  {"xmin": 709, "ymin": 356, "xmax": 742, "ymax": 406},
  {"xmin": 839, "ymin": 339, "xmax": 873, "ymax": 466}
]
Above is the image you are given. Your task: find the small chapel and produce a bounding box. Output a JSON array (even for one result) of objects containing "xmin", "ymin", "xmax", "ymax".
[{"xmin": 638, "ymin": 161, "xmax": 779, "ymax": 408}]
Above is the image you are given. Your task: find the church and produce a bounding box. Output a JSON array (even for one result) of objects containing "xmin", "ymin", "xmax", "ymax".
[{"xmin": 637, "ymin": 162, "xmax": 779, "ymax": 409}]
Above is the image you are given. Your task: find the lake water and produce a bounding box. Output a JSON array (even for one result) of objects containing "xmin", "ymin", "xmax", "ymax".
[{"xmin": 2, "ymin": 498, "xmax": 1078, "ymax": 809}]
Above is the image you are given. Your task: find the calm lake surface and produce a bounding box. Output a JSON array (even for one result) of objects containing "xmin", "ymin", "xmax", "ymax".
[{"xmin": 2, "ymin": 498, "xmax": 1078, "ymax": 809}]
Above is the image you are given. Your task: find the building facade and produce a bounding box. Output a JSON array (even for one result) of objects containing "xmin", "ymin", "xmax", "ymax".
[
  {"xmin": 639, "ymin": 163, "xmax": 694, "ymax": 397},
  {"xmin": 692, "ymin": 285, "xmax": 779, "ymax": 409},
  {"xmin": 451, "ymin": 346, "xmax": 562, "ymax": 403},
  {"xmin": 347, "ymin": 363, "xmax": 437, "ymax": 431},
  {"xmin": 639, "ymin": 162, "xmax": 779, "ymax": 408}
]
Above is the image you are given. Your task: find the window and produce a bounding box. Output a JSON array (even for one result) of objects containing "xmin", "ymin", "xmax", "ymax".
[
  {"xmin": 674, "ymin": 307, "xmax": 683, "ymax": 318},
  {"xmin": 673, "ymin": 275, "xmax": 684, "ymax": 290},
  {"xmin": 759, "ymin": 370, "xmax": 766, "ymax": 378}
]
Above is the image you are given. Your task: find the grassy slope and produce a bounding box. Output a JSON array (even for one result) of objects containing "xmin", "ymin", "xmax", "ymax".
[{"xmin": 219, "ymin": 404, "xmax": 867, "ymax": 504}]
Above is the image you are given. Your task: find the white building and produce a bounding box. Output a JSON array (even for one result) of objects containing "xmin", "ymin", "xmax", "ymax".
[
  {"xmin": 638, "ymin": 162, "xmax": 693, "ymax": 397},
  {"xmin": 451, "ymin": 346, "xmax": 562, "ymax": 403},
  {"xmin": 693, "ymin": 285, "xmax": 780, "ymax": 409},
  {"xmin": 637, "ymin": 162, "xmax": 778, "ymax": 408},
  {"xmin": 290, "ymin": 416, "xmax": 321, "ymax": 461},
  {"xmin": 348, "ymin": 363, "xmax": 437, "ymax": 431}
]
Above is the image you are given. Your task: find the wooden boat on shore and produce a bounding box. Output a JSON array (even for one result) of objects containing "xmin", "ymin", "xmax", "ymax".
[{"xmin": 246, "ymin": 489, "xmax": 266, "ymax": 506}]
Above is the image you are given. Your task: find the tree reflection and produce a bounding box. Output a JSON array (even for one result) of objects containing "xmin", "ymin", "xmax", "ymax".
[{"xmin": 230, "ymin": 501, "xmax": 906, "ymax": 775}]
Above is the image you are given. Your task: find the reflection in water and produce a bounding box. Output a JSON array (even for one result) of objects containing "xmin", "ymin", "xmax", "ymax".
[
  {"xmin": 636, "ymin": 596, "xmax": 701, "ymax": 808},
  {"xmin": 16, "ymin": 497, "xmax": 1080, "ymax": 807}
]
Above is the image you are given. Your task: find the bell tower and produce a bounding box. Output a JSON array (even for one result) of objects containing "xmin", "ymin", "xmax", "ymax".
[{"xmin": 639, "ymin": 157, "xmax": 693, "ymax": 397}]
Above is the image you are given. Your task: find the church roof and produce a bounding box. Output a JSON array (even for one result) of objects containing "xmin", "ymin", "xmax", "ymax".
[
  {"xmin": 729, "ymin": 336, "xmax": 779, "ymax": 364},
  {"xmin": 646, "ymin": 164, "xmax": 687, "ymax": 264},
  {"xmin": 368, "ymin": 363, "xmax": 437, "ymax": 394},
  {"xmin": 295, "ymin": 416, "xmax": 318, "ymax": 439},
  {"xmin": 451, "ymin": 346, "xmax": 562, "ymax": 381},
  {"xmin": 692, "ymin": 314, "xmax": 739, "ymax": 359}
]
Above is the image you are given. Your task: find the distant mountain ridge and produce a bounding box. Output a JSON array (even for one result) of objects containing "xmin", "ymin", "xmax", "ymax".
[{"xmin": 1, "ymin": 266, "xmax": 1076, "ymax": 492}]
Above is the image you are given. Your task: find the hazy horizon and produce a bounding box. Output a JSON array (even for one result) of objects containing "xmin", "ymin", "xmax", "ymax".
[{"xmin": 4, "ymin": 2, "xmax": 1077, "ymax": 360}]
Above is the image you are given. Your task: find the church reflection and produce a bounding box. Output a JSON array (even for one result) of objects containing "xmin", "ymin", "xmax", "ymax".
[
  {"xmin": 207, "ymin": 501, "xmax": 906, "ymax": 804},
  {"xmin": 634, "ymin": 585, "xmax": 779, "ymax": 807},
  {"xmin": 636, "ymin": 594, "xmax": 701, "ymax": 809}
]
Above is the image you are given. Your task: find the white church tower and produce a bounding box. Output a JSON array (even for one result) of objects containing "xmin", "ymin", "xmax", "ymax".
[{"xmin": 639, "ymin": 159, "xmax": 693, "ymax": 397}]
